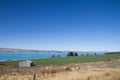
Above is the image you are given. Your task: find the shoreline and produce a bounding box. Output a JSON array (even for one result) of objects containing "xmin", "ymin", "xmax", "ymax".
[
  {"xmin": 0, "ymin": 57, "xmax": 48, "ymax": 62},
  {"xmin": 0, "ymin": 56, "xmax": 66, "ymax": 62}
]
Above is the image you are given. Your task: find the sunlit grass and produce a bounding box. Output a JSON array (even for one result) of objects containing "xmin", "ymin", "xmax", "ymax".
[{"xmin": 2, "ymin": 54, "xmax": 120, "ymax": 66}]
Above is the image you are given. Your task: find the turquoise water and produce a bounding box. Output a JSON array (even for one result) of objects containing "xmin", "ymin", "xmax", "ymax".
[
  {"xmin": 0, "ymin": 52, "xmax": 67, "ymax": 60},
  {"xmin": 0, "ymin": 52, "xmax": 104, "ymax": 60}
]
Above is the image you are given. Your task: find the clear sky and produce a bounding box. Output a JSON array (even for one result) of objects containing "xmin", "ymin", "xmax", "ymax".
[{"xmin": 0, "ymin": 0, "xmax": 120, "ymax": 51}]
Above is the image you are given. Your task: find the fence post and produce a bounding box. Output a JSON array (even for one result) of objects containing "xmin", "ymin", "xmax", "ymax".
[{"xmin": 33, "ymin": 74, "xmax": 36, "ymax": 80}]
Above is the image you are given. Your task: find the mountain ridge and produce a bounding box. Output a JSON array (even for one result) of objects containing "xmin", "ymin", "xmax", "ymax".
[{"xmin": 0, "ymin": 48, "xmax": 69, "ymax": 53}]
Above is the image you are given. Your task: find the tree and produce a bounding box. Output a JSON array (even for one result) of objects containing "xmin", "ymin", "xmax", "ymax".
[
  {"xmin": 94, "ymin": 53, "xmax": 97, "ymax": 55},
  {"xmin": 67, "ymin": 52, "xmax": 78, "ymax": 56},
  {"xmin": 57, "ymin": 55, "xmax": 61, "ymax": 57},
  {"xmin": 67, "ymin": 52, "xmax": 74, "ymax": 56},
  {"xmin": 74, "ymin": 52, "xmax": 78, "ymax": 56},
  {"xmin": 86, "ymin": 53, "xmax": 89, "ymax": 56},
  {"xmin": 51, "ymin": 54, "xmax": 55, "ymax": 57},
  {"xmin": 81, "ymin": 54, "xmax": 84, "ymax": 56}
]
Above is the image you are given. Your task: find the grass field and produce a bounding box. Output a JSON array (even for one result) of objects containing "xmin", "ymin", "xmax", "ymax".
[{"xmin": 2, "ymin": 53, "xmax": 120, "ymax": 67}]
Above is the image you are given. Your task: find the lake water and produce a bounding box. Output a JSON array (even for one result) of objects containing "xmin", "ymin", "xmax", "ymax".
[{"xmin": 0, "ymin": 52, "xmax": 104, "ymax": 60}]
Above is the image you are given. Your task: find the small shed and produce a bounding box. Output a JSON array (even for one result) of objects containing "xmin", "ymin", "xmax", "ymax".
[{"xmin": 19, "ymin": 60, "xmax": 33, "ymax": 67}]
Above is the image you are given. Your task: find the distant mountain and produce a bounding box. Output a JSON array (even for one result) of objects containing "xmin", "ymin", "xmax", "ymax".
[
  {"xmin": 0, "ymin": 48, "xmax": 38, "ymax": 52},
  {"xmin": 0, "ymin": 48, "xmax": 65, "ymax": 53},
  {"xmin": 0, "ymin": 48, "xmax": 106, "ymax": 53}
]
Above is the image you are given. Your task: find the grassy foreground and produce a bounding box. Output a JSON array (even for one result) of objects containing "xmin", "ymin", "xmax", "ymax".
[{"xmin": 2, "ymin": 54, "xmax": 120, "ymax": 67}]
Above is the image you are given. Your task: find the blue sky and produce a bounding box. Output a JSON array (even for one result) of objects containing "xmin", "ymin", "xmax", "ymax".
[{"xmin": 0, "ymin": 0, "xmax": 120, "ymax": 51}]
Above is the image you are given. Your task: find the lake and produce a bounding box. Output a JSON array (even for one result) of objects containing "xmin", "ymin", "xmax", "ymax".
[{"xmin": 0, "ymin": 52, "xmax": 104, "ymax": 60}]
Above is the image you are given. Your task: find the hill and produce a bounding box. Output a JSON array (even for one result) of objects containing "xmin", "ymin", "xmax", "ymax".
[{"xmin": 0, "ymin": 48, "xmax": 63, "ymax": 53}]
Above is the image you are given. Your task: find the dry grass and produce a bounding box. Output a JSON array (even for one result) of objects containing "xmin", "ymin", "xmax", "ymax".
[
  {"xmin": 1, "ymin": 68, "xmax": 120, "ymax": 80},
  {"xmin": 44, "ymin": 68, "xmax": 120, "ymax": 80},
  {"xmin": 0, "ymin": 60, "xmax": 120, "ymax": 80}
]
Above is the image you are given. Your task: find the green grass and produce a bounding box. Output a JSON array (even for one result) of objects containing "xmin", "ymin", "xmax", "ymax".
[{"xmin": 1, "ymin": 54, "xmax": 120, "ymax": 67}]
